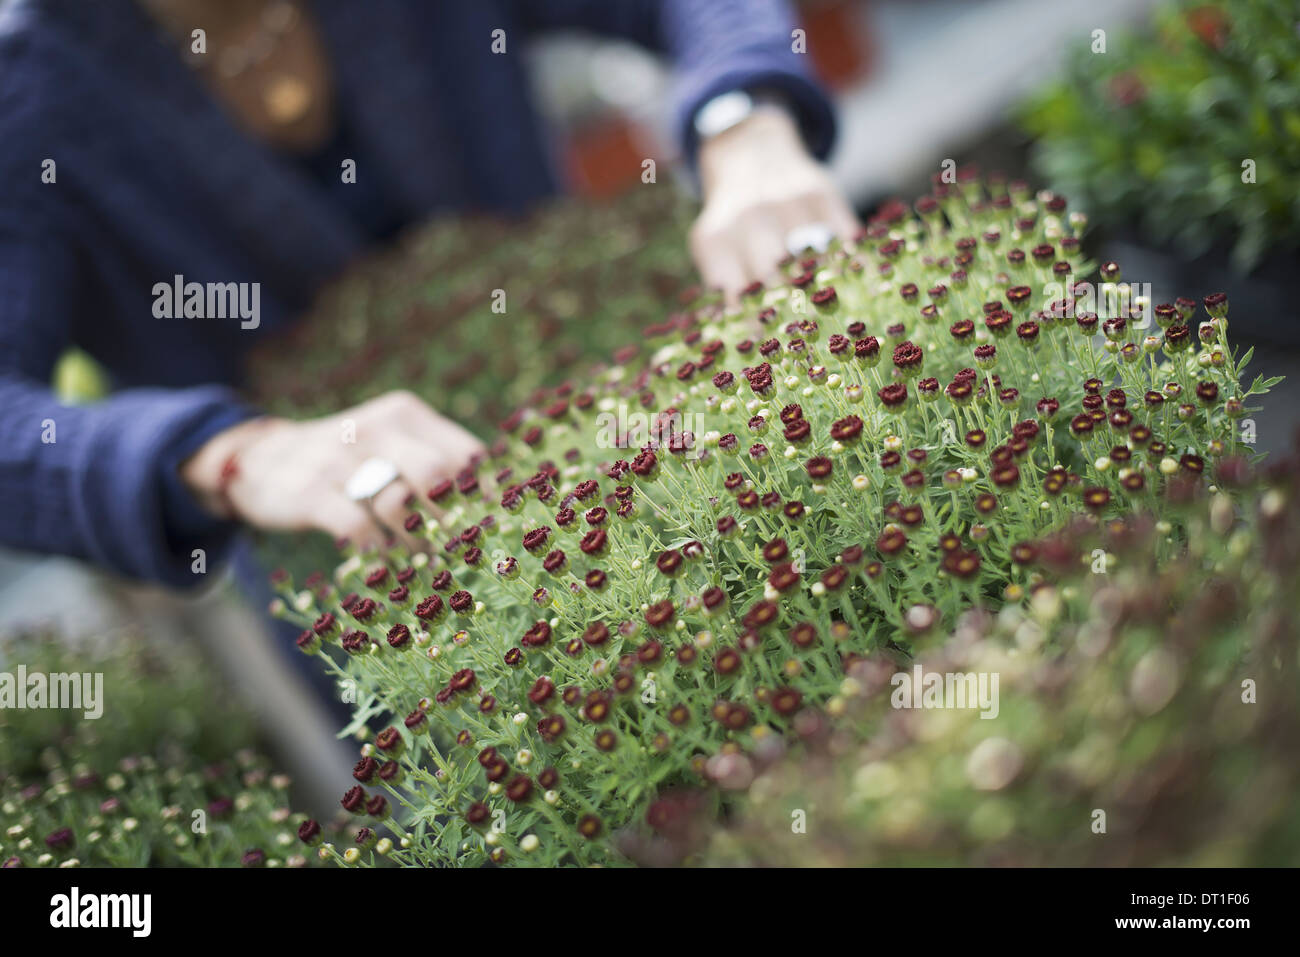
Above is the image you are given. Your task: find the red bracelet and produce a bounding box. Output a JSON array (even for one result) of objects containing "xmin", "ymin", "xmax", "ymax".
[{"xmin": 216, "ymin": 452, "xmax": 241, "ymax": 519}]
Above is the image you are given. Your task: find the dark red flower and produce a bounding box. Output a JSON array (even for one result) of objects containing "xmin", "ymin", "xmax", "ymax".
[
  {"xmin": 505, "ymin": 775, "xmax": 533, "ymax": 803},
  {"xmin": 656, "ymin": 549, "xmax": 684, "ymax": 577},
  {"xmin": 579, "ymin": 529, "xmax": 608, "ymax": 556},
  {"xmin": 854, "ymin": 337, "xmax": 881, "ymax": 362},
  {"xmin": 768, "ymin": 562, "xmax": 801, "ymax": 592},
  {"xmin": 811, "ymin": 286, "xmax": 838, "ymax": 309},
  {"xmin": 538, "ymin": 714, "xmax": 566, "ymax": 742},
  {"xmin": 942, "ymin": 550, "xmax": 981, "ymax": 579},
  {"xmin": 582, "ymin": 621, "xmax": 610, "ymax": 646},
  {"xmin": 645, "ymin": 600, "xmax": 675, "ymax": 630},
  {"xmin": 1082, "ymin": 487, "xmax": 1111, "ymax": 511},
  {"xmin": 522, "ymin": 527, "xmax": 551, "ymax": 554},
  {"xmin": 771, "ymin": 687, "xmax": 803, "ymax": 716},
  {"xmin": 714, "ymin": 647, "xmax": 742, "ymax": 675},
  {"xmin": 831, "ymin": 415, "xmax": 863, "ymax": 444},
  {"xmin": 529, "ymin": 676, "xmax": 556, "ymax": 705},
  {"xmin": 877, "ymin": 527, "xmax": 908, "ymax": 557},
  {"xmin": 448, "ymin": 668, "xmax": 476, "ymax": 693},
  {"xmin": 742, "ymin": 599, "xmax": 779, "ymax": 630},
  {"xmin": 522, "ymin": 620, "xmax": 552, "ymax": 648},
  {"xmin": 341, "ymin": 786, "xmax": 368, "ymax": 815},
  {"xmin": 298, "ymin": 819, "xmax": 323, "ymax": 845},
  {"xmin": 878, "ymin": 383, "xmax": 908, "ymax": 409},
  {"xmin": 892, "ymin": 340, "xmax": 924, "ymax": 373},
  {"xmin": 788, "ymin": 622, "xmax": 817, "ymax": 648},
  {"xmin": 783, "ymin": 418, "xmax": 812, "ymax": 444}
]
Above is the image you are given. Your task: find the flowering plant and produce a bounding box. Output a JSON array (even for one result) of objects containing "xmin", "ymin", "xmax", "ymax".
[
  {"xmin": 273, "ymin": 177, "xmax": 1274, "ymax": 866},
  {"xmin": 1020, "ymin": 0, "xmax": 1300, "ymax": 272},
  {"xmin": 0, "ymin": 634, "xmax": 313, "ymax": 868}
]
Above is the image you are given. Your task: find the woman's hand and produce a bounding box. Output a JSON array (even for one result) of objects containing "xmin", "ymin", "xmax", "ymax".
[
  {"xmin": 179, "ymin": 391, "xmax": 485, "ymax": 551},
  {"xmin": 691, "ymin": 106, "xmax": 860, "ymax": 302}
]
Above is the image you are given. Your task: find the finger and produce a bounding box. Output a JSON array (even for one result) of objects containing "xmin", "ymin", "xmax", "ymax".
[
  {"xmin": 360, "ymin": 391, "xmax": 487, "ymax": 469},
  {"xmin": 810, "ymin": 190, "xmax": 862, "ymax": 243},
  {"xmin": 776, "ymin": 190, "xmax": 859, "ymax": 255},
  {"xmin": 696, "ymin": 245, "xmax": 750, "ymax": 305},
  {"xmin": 737, "ymin": 214, "xmax": 788, "ymax": 287},
  {"xmin": 386, "ymin": 396, "xmax": 487, "ymax": 466},
  {"xmin": 370, "ymin": 478, "xmax": 426, "ymax": 553},
  {"xmin": 378, "ymin": 432, "xmax": 457, "ymax": 499},
  {"xmin": 318, "ymin": 495, "xmax": 387, "ymax": 553}
]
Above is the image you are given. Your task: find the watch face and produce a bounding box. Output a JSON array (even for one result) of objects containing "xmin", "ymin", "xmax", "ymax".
[{"xmin": 694, "ymin": 90, "xmax": 754, "ymax": 140}]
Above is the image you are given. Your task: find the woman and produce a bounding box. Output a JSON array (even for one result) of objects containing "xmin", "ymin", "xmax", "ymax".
[{"xmin": 0, "ymin": 0, "xmax": 858, "ymax": 585}]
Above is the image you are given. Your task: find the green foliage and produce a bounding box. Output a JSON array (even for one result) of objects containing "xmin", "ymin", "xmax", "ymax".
[{"xmin": 1020, "ymin": 0, "xmax": 1300, "ymax": 271}]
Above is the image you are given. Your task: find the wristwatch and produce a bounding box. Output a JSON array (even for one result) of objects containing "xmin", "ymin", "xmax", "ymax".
[{"xmin": 693, "ymin": 88, "xmax": 789, "ymax": 142}]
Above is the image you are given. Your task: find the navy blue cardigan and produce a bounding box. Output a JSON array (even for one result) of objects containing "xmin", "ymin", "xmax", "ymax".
[{"xmin": 0, "ymin": 0, "xmax": 835, "ymax": 586}]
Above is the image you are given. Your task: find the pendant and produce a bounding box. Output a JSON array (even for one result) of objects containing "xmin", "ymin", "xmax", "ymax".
[{"xmin": 264, "ymin": 74, "xmax": 312, "ymax": 124}]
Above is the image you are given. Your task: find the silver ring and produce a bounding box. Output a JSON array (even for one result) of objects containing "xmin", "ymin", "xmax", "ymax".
[
  {"xmin": 785, "ymin": 222, "xmax": 834, "ymax": 257},
  {"xmin": 345, "ymin": 457, "xmax": 400, "ymax": 503}
]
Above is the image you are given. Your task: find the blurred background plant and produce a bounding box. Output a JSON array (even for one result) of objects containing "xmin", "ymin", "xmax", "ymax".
[
  {"xmin": 1021, "ymin": 0, "xmax": 1300, "ymax": 274},
  {"xmin": 0, "ymin": 633, "xmax": 314, "ymax": 867},
  {"xmin": 245, "ymin": 191, "xmax": 695, "ymax": 432},
  {"xmin": 690, "ymin": 448, "xmax": 1300, "ymax": 866}
]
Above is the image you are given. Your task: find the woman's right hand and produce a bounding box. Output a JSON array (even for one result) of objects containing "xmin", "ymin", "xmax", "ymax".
[{"xmin": 179, "ymin": 391, "xmax": 486, "ymax": 551}]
